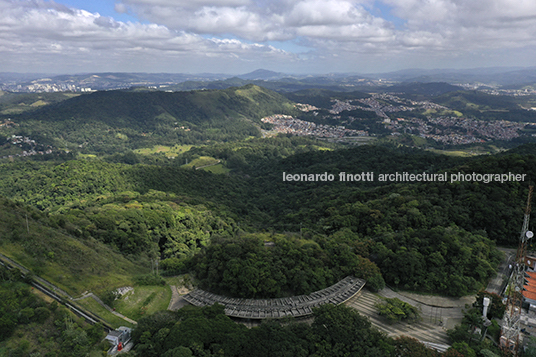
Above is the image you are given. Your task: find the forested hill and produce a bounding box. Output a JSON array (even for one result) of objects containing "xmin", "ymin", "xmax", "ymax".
[
  {"xmin": 1, "ymin": 142, "xmax": 535, "ymax": 297},
  {"xmin": 431, "ymin": 90, "xmax": 536, "ymax": 121},
  {"xmin": 23, "ymin": 84, "xmax": 296, "ymax": 127},
  {"xmin": 5, "ymin": 85, "xmax": 297, "ymax": 153}
]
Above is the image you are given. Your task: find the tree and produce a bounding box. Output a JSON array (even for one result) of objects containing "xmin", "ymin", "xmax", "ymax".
[
  {"xmin": 448, "ymin": 342, "xmax": 476, "ymax": 357},
  {"xmin": 393, "ymin": 336, "xmax": 438, "ymax": 357},
  {"xmin": 375, "ymin": 298, "xmax": 420, "ymax": 323},
  {"xmin": 163, "ymin": 346, "xmax": 193, "ymax": 357},
  {"xmin": 311, "ymin": 304, "xmax": 393, "ymax": 357}
]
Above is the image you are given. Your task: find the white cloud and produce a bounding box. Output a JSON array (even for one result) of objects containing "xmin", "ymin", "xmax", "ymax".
[
  {"xmin": 123, "ymin": 0, "xmax": 252, "ymax": 8},
  {"xmin": 117, "ymin": 0, "xmax": 536, "ymax": 53},
  {"xmin": 116, "ymin": 0, "xmax": 395, "ymax": 42},
  {"xmin": 285, "ymin": 0, "xmax": 369, "ymax": 26},
  {"xmin": 0, "ymin": 0, "xmax": 293, "ymax": 72},
  {"xmin": 3, "ymin": 0, "xmax": 536, "ymax": 73},
  {"xmin": 384, "ymin": 0, "xmax": 536, "ymax": 46}
]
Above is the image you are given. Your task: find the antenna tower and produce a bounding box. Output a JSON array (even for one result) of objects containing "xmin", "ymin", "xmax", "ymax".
[{"xmin": 500, "ymin": 186, "xmax": 533, "ymax": 355}]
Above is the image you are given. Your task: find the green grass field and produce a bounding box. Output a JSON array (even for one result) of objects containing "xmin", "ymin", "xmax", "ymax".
[
  {"xmin": 114, "ymin": 285, "xmax": 172, "ymax": 321},
  {"xmin": 134, "ymin": 144, "xmax": 194, "ymax": 158},
  {"xmin": 203, "ymin": 163, "xmax": 231, "ymax": 174},
  {"xmin": 0, "ymin": 241, "xmax": 146, "ymax": 296},
  {"xmin": 0, "ymin": 210, "xmax": 150, "ymax": 296},
  {"xmin": 78, "ymin": 153, "xmax": 98, "ymax": 159},
  {"xmin": 182, "ymin": 156, "xmax": 221, "ymax": 169},
  {"xmin": 76, "ymin": 297, "xmax": 135, "ymax": 329},
  {"xmin": 423, "ymin": 108, "xmax": 463, "ymax": 117},
  {"xmin": 428, "ymin": 145, "xmax": 504, "ymax": 157}
]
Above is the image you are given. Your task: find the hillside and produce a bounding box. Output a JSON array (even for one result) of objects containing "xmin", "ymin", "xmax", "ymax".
[
  {"xmin": 0, "ymin": 90, "xmax": 79, "ymax": 115},
  {"xmin": 0, "ymin": 196, "xmax": 149, "ymax": 296},
  {"xmin": 384, "ymin": 82, "xmax": 462, "ymax": 97},
  {"xmin": 282, "ymin": 88, "xmax": 370, "ymax": 109},
  {"xmin": 2, "ymin": 84, "xmax": 297, "ymax": 154},
  {"xmin": 432, "ymin": 90, "xmax": 536, "ymax": 121},
  {"xmin": 2, "ymin": 141, "xmax": 533, "ymax": 297}
]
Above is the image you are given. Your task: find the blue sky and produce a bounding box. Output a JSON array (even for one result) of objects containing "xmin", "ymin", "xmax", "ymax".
[
  {"xmin": 58, "ymin": 0, "xmax": 140, "ymax": 22},
  {"xmin": 1, "ymin": 0, "xmax": 536, "ymax": 74}
]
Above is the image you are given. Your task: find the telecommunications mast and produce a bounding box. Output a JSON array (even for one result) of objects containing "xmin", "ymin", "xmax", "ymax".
[{"xmin": 500, "ymin": 186, "xmax": 533, "ymax": 355}]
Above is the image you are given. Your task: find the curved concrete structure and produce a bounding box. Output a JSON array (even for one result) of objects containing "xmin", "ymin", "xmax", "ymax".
[{"xmin": 183, "ymin": 276, "xmax": 366, "ymax": 319}]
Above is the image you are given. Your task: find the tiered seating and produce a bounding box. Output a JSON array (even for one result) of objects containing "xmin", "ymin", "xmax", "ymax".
[{"xmin": 183, "ymin": 276, "xmax": 366, "ymax": 319}]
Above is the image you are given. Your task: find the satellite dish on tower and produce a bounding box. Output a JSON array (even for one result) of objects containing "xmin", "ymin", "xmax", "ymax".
[{"xmin": 526, "ymin": 231, "xmax": 534, "ymax": 239}]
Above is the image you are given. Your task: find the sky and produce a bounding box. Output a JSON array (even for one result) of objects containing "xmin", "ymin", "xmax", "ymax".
[{"xmin": 2, "ymin": 0, "xmax": 536, "ymax": 74}]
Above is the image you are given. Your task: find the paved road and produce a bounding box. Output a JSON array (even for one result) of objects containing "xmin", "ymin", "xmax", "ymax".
[
  {"xmin": 378, "ymin": 287, "xmax": 469, "ymax": 330},
  {"xmin": 345, "ymin": 290, "xmax": 451, "ymax": 346},
  {"xmin": 486, "ymin": 247, "xmax": 516, "ymax": 295}
]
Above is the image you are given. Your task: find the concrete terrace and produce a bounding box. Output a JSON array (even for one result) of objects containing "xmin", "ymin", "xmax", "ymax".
[{"xmin": 183, "ymin": 276, "xmax": 366, "ymax": 319}]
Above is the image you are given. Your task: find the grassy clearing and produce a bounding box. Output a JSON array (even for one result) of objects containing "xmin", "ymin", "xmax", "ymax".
[
  {"xmin": 203, "ymin": 163, "xmax": 230, "ymax": 174},
  {"xmin": 427, "ymin": 149, "xmax": 475, "ymax": 157},
  {"xmin": 76, "ymin": 297, "xmax": 134, "ymax": 329},
  {"xmin": 313, "ymin": 145, "xmax": 333, "ymax": 151},
  {"xmin": 423, "ymin": 109, "xmax": 463, "ymax": 117},
  {"xmin": 328, "ymin": 136, "xmax": 376, "ymax": 145},
  {"xmin": 134, "ymin": 144, "xmax": 194, "ymax": 158},
  {"xmin": 0, "ymin": 241, "xmax": 145, "ymax": 296},
  {"xmin": 182, "ymin": 156, "xmax": 220, "ymax": 169},
  {"xmin": 78, "ymin": 153, "xmax": 98, "ymax": 159},
  {"xmin": 30, "ymin": 100, "xmax": 48, "ymax": 107},
  {"xmin": 114, "ymin": 285, "xmax": 172, "ymax": 321},
  {"xmin": 428, "ymin": 145, "xmax": 504, "ymax": 157},
  {"xmin": 1, "ymin": 107, "xmax": 27, "ymax": 115},
  {"xmin": 411, "ymin": 136, "xmax": 427, "ymax": 147}
]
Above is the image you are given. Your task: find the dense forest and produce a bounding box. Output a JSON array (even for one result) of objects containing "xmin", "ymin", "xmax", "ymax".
[
  {"xmin": 190, "ymin": 232, "xmax": 384, "ymax": 298},
  {"xmin": 0, "ymin": 140, "xmax": 532, "ymax": 297},
  {"xmin": 127, "ymin": 304, "xmax": 397, "ymax": 357},
  {"xmin": 432, "ymin": 91, "xmax": 536, "ymax": 122},
  {"xmin": 0, "ymin": 85, "xmax": 297, "ymax": 154}
]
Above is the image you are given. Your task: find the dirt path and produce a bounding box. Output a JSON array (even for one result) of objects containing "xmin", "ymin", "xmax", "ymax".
[
  {"xmin": 167, "ymin": 285, "xmax": 192, "ymax": 311},
  {"xmin": 75, "ymin": 292, "xmax": 137, "ymax": 325}
]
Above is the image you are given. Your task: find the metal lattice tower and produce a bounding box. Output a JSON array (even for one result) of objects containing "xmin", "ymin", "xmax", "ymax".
[{"xmin": 500, "ymin": 186, "xmax": 533, "ymax": 355}]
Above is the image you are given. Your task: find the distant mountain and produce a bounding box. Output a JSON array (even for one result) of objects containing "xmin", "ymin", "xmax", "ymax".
[
  {"xmin": 237, "ymin": 69, "xmax": 288, "ymax": 80},
  {"xmin": 385, "ymin": 82, "xmax": 462, "ymax": 96},
  {"xmin": 1, "ymin": 72, "xmax": 231, "ymax": 92},
  {"xmin": 4, "ymin": 67, "xmax": 536, "ymax": 94},
  {"xmin": 0, "ymin": 72, "xmax": 50, "ymax": 84},
  {"xmin": 372, "ymin": 67, "xmax": 536, "ymax": 87},
  {"xmin": 165, "ymin": 75, "xmax": 379, "ymax": 93}
]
